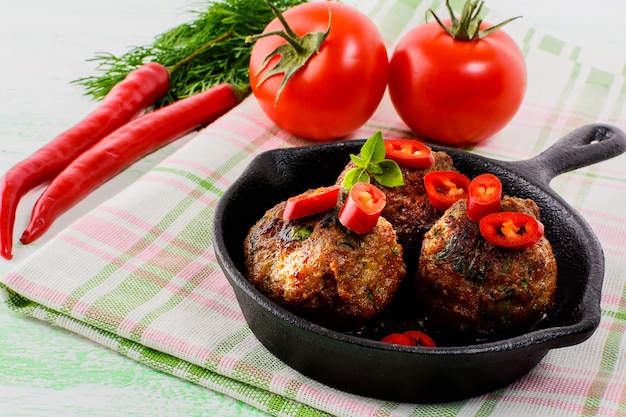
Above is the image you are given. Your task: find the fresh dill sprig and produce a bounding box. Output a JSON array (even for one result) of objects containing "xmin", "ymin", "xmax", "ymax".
[{"xmin": 72, "ymin": 0, "xmax": 305, "ymax": 108}]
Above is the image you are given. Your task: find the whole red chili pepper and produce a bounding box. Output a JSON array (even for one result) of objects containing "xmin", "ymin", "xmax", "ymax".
[
  {"xmin": 20, "ymin": 83, "xmax": 242, "ymax": 245},
  {"xmin": 0, "ymin": 62, "xmax": 170, "ymax": 259}
]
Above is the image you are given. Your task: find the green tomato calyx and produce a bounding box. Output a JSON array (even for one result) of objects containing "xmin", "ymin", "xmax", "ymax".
[
  {"xmin": 246, "ymin": 0, "xmax": 331, "ymax": 106},
  {"xmin": 428, "ymin": 0, "xmax": 521, "ymax": 41}
]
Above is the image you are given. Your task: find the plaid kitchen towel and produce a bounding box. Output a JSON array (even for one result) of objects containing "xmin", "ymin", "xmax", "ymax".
[{"xmin": 2, "ymin": 1, "xmax": 625, "ymax": 416}]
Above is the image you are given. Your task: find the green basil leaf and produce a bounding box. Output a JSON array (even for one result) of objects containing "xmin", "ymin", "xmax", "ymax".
[
  {"xmin": 359, "ymin": 133, "xmax": 376, "ymax": 161},
  {"xmin": 349, "ymin": 154, "xmax": 367, "ymax": 168},
  {"xmin": 367, "ymin": 161, "xmax": 383, "ymax": 175},
  {"xmin": 342, "ymin": 167, "xmax": 370, "ymax": 190},
  {"xmin": 374, "ymin": 160, "xmax": 404, "ymax": 188},
  {"xmin": 359, "ymin": 131, "xmax": 386, "ymax": 162},
  {"xmin": 368, "ymin": 131, "xmax": 386, "ymax": 163},
  {"xmin": 343, "ymin": 131, "xmax": 405, "ymax": 190}
]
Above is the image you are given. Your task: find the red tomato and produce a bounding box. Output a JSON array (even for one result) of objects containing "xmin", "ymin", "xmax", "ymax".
[
  {"xmin": 384, "ymin": 139, "xmax": 435, "ymax": 169},
  {"xmin": 338, "ymin": 183, "xmax": 386, "ymax": 234},
  {"xmin": 423, "ymin": 171, "xmax": 471, "ymax": 211},
  {"xmin": 249, "ymin": 2, "xmax": 389, "ymax": 141},
  {"xmin": 388, "ymin": 19, "xmax": 526, "ymax": 145},
  {"xmin": 282, "ymin": 185, "xmax": 340, "ymax": 220},
  {"xmin": 479, "ymin": 212, "xmax": 545, "ymax": 250},
  {"xmin": 466, "ymin": 173, "xmax": 503, "ymax": 222}
]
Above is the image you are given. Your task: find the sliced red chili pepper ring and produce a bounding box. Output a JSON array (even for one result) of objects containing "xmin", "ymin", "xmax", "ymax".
[
  {"xmin": 402, "ymin": 330, "xmax": 437, "ymax": 347},
  {"xmin": 479, "ymin": 211, "xmax": 545, "ymax": 250},
  {"xmin": 282, "ymin": 185, "xmax": 340, "ymax": 220},
  {"xmin": 338, "ymin": 182, "xmax": 386, "ymax": 234},
  {"xmin": 423, "ymin": 171, "xmax": 471, "ymax": 211},
  {"xmin": 466, "ymin": 173, "xmax": 503, "ymax": 222},
  {"xmin": 381, "ymin": 333, "xmax": 414, "ymax": 346},
  {"xmin": 384, "ymin": 139, "xmax": 435, "ymax": 169},
  {"xmin": 381, "ymin": 330, "xmax": 436, "ymax": 347}
]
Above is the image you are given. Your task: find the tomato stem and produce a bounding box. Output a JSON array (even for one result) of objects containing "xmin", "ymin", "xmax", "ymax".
[
  {"xmin": 428, "ymin": 0, "xmax": 521, "ymax": 41},
  {"xmin": 246, "ymin": 0, "xmax": 306, "ymax": 53},
  {"xmin": 246, "ymin": 30, "xmax": 305, "ymax": 54},
  {"xmin": 246, "ymin": 0, "xmax": 331, "ymax": 105}
]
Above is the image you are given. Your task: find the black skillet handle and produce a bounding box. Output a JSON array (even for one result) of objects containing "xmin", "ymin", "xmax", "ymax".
[{"xmin": 508, "ymin": 123, "xmax": 626, "ymax": 187}]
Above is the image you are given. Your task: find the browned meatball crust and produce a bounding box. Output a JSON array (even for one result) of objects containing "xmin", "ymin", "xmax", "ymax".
[
  {"xmin": 416, "ymin": 196, "xmax": 557, "ymax": 335},
  {"xmin": 244, "ymin": 200, "xmax": 406, "ymax": 327},
  {"xmin": 336, "ymin": 150, "xmax": 456, "ymax": 263}
]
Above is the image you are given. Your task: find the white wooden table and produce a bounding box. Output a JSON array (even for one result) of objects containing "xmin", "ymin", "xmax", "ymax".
[{"xmin": 1, "ymin": 0, "xmax": 624, "ymax": 415}]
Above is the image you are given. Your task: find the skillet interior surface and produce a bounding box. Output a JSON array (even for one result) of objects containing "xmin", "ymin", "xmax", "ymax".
[{"xmin": 213, "ymin": 124, "xmax": 625, "ymax": 402}]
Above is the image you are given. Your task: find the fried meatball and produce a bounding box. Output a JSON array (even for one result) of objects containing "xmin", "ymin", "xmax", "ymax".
[
  {"xmin": 416, "ymin": 196, "xmax": 557, "ymax": 335},
  {"xmin": 244, "ymin": 199, "xmax": 406, "ymax": 327},
  {"xmin": 336, "ymin": 150, "xmax": 456, "ymax": 264}
]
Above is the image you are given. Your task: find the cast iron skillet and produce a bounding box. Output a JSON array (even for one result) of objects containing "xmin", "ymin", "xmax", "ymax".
[{"xmin": 213, "ymin": 123, "xmax": 626, "ymax": 403}]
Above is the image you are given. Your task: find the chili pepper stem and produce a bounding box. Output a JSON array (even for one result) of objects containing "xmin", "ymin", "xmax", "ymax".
[{"xmin": 232, "ymin": 84, "xmax": 252, "ymax": 101}]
